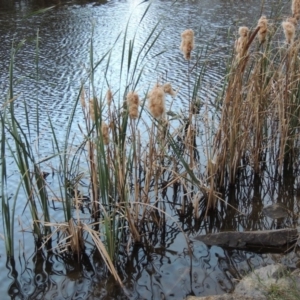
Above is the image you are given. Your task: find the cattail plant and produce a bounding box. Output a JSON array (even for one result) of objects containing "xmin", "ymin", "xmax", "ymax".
[
  {"xmin": 235, "ymin": 26, "xmax": 249, "ymax": 59},
  {"xmin": 101, "ymin": 122, "xmax": 109, "ymax": 145},
  {"xmin": 89, "ymin": 98, "xmax": 100, "ymax": 121},
  {"xmin": 106, "ymin": 89, "xmax": 113, "ymax": 106},
  {"xmin": 282, "ymin": 19, "xmax": 296, "ymax": 44},
  {"xmin": 148, "ymin": 84, "xmax": 166, "ymax": 119},
  {"xmin": 257, "ymin": 15, "xmax": 268, "ymax": 44},
  {"xmin": 292, "ymin": 0, "xmax": 300, "ymax": 20},
  {"xmin": 180, "ymin": 29, "xmax": 195, "ymax": 60},
  {"xmin": 126, "ymin": 91, "xmax": 140, "ymax": 119},
  {"xmin": 163, "ymin": 82, "xmax": 176, "ymax": 97}
]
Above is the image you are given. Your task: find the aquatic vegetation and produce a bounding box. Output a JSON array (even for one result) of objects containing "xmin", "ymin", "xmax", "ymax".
[
  {"xmin": 1, "ymin": 0, "xmax": 300, "ymax": 293},
  {"xmin": 257, "ymin": 15, "xmax": 268, "ymax": 44},
  {"xmin": 282, "ymin": 19, "xmax": 296, "ymax": 44},
  {"xmin": 147, "ymin": 83, "xmax": 166, "ymax": 118},
  {"xmin": 180, "ymin": 28, "xmax": 195, "ymax": 60}
]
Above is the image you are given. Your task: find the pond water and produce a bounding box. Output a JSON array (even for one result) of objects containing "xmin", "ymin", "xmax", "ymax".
[{"xmin": 1, "ymin": 0, "xmax": 300, "ymax": 299}]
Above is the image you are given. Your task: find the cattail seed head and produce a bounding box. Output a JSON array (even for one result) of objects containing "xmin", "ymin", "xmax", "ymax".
[
  {"xmin": 257, "ymin": 16, "xmax": 268, "ymax": 43},
  {"xmin": 282, "ymin": 20, "xmax": 296, "ymax": 44},
  {"xmin": 106, "ymin": 89, "xmax": 113, "ymax": 106},
  {"xmin": 292, "ymin": 0, "xmax": 300, "ymax": 19},
  {"xmin": 89, "ymin": 98, "xmax": 99, "ymax": 121},
  {"xmin": 126, "ymin": 91, "xmax": 140, "ymax": 119},
  {"xmin": 163, "ymin": 83, "xmax": 176, "ymax": 97},
  {"xmin": 180, "ymin": 29, "xmax": 195, "ymax": 60},
  {"xmin": 235, "ymin": 26, "xmax": 249, "ymax": 59},
  {"xmin": 148, "ymin": 84, "xmax": 166, "ymax": 119},
  {"xmin": 101, "ymin": 122, "xmax": 109, "ymax": 145},
  {"xmin": 80, "ymin": 89, "xmax": 86, "ymax": 109},
  {"xmin": 287, "ymin": 17, "xmax": 298, "ymax": 26}
]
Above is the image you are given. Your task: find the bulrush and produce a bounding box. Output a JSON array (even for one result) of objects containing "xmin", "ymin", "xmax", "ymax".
[
  {"xmin": 80, "ymin": 89, "xmax": 86, "ymax": 109},
  {"xmin": 257, "ymin": 16, "xmax": 268, "ymax": 43},
  {"xmin": 163, "ymin": 83, "xmax": 176, "ymax": 97},
  {"xmin": 106, "ymin": 89, "xmax": 113, "ymax": 106},
  {"xmin": 101, "ymin": 122, "xmax": 109, "ymax": 145},
  {"xmin": 282, "ymin": 19, "xmax": 296, "ymax": 44},
  {"xmin": 292, "ymin": 0, "xmax": 300, "ymax": 20},
  {"xmin": 148, "ymin": 84, "xmax": 166, "ymax": 119},
  {"xmin": 235, "ymin": 26, "xmax": 249, "ymax": 59},
  {"xmin": 89, "ymin": 98, "xmax": 99, "ymax": 121},
  {"xmin": 180, "ymin": 29, "xmax": 195, "ymax": 60},
  {"xmin": 126, "ymin": 91, "xmax": 140, "ymax": 119}
]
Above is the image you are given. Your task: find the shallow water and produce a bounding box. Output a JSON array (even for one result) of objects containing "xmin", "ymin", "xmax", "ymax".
[{"xmin": 1, "ymin": 0, "xmax": 299, "ymax": 299}]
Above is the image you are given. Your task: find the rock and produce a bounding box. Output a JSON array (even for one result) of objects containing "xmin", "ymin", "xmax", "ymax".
[
  {"xmin": 234, "ymin": 264, "xmax": 287, "ymax": 299},
  {"xmin": 186, "ymin": 264, "xmax": 300, "ymax": 300}
]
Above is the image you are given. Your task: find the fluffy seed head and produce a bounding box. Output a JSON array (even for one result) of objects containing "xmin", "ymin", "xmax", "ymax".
[
  {"xmin": 287, "ymin": 17, "xmax": 298, "ymax": 26},
  {"xmin": 163, "ymin": 83, "xmax": 176, "ymax": 97},
  {"xmin": 180, "ymin": 29, "xmax": 195, "ymax": 60},
  {"xmin": 235, "ymin": 27, "xmax": 249, "ymax": 59},
  {"xmin": 238, "ymin": 26, "xmax": 249, "ymax": 38},
  {"xmin": 126, "ymin": 91, "xmax": 140, "ymax": 119},
  {"xmin": 292, "ymin": 0, "xmax": 300, "ymax": 19},
  {"xmin": 80, "ymin": 89, "xmax": 86, "ymax": 109},
  {"xmin": 106, "ymin": 89, "xmax": 113, "ymax": 106},
  {"xmin": 282, "ymin": 20, "xmax": 296, "ymax": 44},
  {"xmin": 101, "ymin": 122, "xmax": 109, "ymax": 145},
  {"xmin": 148, "ymin": 84, "xmax": 166, "ymax": 119},
  {"xmin": 89, "ymin": 98, "xmax": 99, "ymax": 121},
  {"xmin": 257, "ymin": 16, "xmax": 268, "ymax": 43}
]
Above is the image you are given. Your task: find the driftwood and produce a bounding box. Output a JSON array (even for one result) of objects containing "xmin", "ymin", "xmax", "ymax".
[{"xmin": 193, "ymin": 228, "xmax": 298, "ymax": 253}]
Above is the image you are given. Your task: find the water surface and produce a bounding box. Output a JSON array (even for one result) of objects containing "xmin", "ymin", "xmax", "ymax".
[{"xmin": 1, "ymin": 0, "xmax": 299, "ymax": 299}]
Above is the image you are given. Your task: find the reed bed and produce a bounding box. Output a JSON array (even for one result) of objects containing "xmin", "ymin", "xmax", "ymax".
[{"xmin": 1, "ymin": 1, "xmax": 300, "ymax": 287}]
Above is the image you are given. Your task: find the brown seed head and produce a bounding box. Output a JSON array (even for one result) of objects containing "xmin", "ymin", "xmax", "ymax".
[
  {"xmin": 238, "ymin": 26, "xmax": 249, "ymax": 38},
  {"xmin": 163, "ymin": 83, "xmax": 176, "ymax": 97},
  {"xmin": 235, "ymin": 27, "xmax": 249, "ymax": 59},
  {"xmin": 180, "ymin": 29, "xmax": 195, "ymax": 60},
  {"xmin": 282, "ymin": 20, "xmax": 296, "ymax": 44},
  {"xmin": 80, "ymin": 89, "xmax": 86, "ymax": 109},
  {"xmin": 287, "ymin": 17, "xmax": 298, "ymax": 26},
  {"xmin": 257, "ymin": 16, "xmax": 268, "ymax": 43},
  {"xmin": 89, "ymin": 98, "xmax": 99, "ymax": 121},
  {"xmin": 292, "ymin": 0, "xmax": 300, "ymax": 19},
  {"xmin": 106, "ymin": 89, "xmax": 113, "ymax": 106},
  {"xmin": 126, "ymin": 91, "xmax": 140, "ymax": 119},
  {"xmin": 101, "ymin": 122, "xmax": 109, "ymax": 145},
  {"xmin": 148, "ymin": 84, "xmax": 166, "ymax": 119}
]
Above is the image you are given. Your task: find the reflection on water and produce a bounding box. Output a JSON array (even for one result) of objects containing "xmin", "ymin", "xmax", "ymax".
[{"xmin": 1, "ymin": 0, "xmax": 299, "ymax": 299}]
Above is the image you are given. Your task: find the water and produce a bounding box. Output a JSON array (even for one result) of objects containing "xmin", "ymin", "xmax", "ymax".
[{"xmin": 1, "ymin": 0, "xmax": 299, "ymax": 299}]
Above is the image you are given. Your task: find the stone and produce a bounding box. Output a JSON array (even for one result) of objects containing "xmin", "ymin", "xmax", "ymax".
[{"xmin": 185, "ymin": 264, "xmax": 300, "ymax": 300}]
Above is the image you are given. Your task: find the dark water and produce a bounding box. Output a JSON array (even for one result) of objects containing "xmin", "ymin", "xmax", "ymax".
[{"xmin": 1, "ymin": 0, "xmax": 300, "ymax": 299}]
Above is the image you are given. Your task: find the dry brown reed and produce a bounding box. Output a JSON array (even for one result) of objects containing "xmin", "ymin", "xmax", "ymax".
[
  {"xmin": 126, "ymin": 91, "xmax": 140, "ymax": 119},
  {"xmin": 180, "ymin": 29, "xmax": 195, "ymax": 60},
  {"xmin": 210, "ymin": 23, "xmax": 261, "ymax": 193},
  {"xmin": 282, "ymin": 20, "xmax": 296, "ymax": 44},
  {"xmin": 257, "ymin": 15, "xmax": 268, "ymax": 43},
  {"xmin": 148, "ymin": 83, "xmax": 166, "ymax": 118}
]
